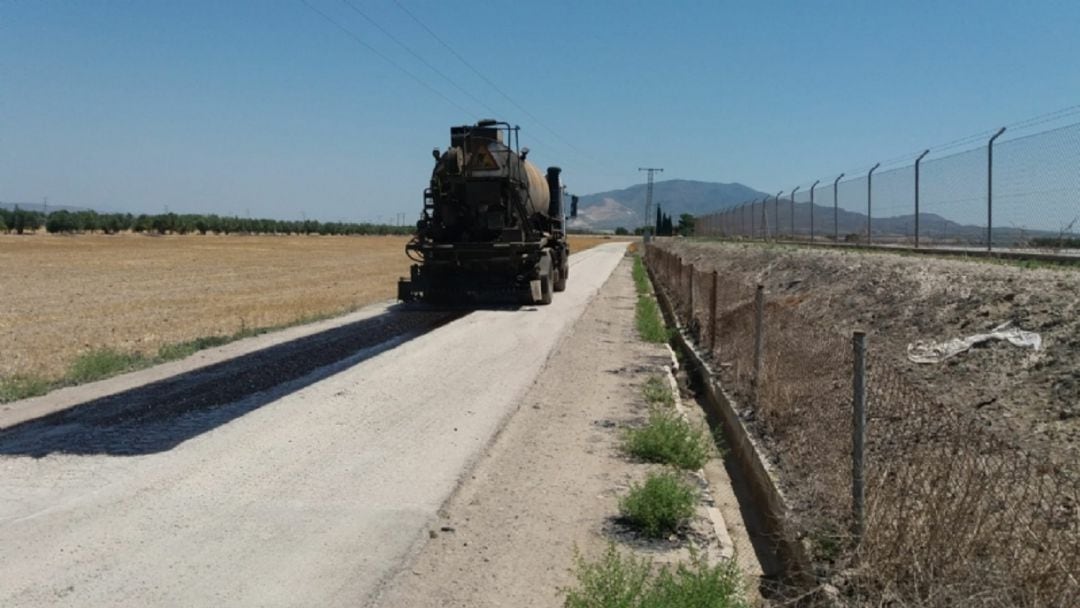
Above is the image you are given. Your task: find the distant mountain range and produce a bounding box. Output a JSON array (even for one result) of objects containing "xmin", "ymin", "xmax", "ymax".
[
  {"xmin": 568, "ymin": 179, "xmax": 764, "ymax": 231},
  {"xmin": 0, "ymin": 201, "xmax": 91, "ymax": 214}
]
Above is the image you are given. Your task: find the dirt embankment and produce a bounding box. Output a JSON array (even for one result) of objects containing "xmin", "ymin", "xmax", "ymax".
[{"xmin": 666, "ymin": 240, "xmax": 1080, "ymax": 466}]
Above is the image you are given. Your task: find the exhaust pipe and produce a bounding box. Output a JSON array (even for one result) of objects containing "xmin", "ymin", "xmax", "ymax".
[{"xmin": 546, "ymin": 167, "xmax": 562, "ymax": 217}]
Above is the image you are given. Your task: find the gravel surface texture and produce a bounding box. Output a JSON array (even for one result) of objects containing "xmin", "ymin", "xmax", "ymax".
[{"xmin": 370, "ymin": 256, "xmax": 759, "ymax": 607}]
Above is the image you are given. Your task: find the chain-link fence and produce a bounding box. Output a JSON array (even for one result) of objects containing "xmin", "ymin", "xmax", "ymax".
[
  {"xmin": 645, "ymin": 244, "xmax": 1079, "ymax": 606},
  {"xmin": 697, "ymin": 121, "xmax": 1080, "ymax": 252}
]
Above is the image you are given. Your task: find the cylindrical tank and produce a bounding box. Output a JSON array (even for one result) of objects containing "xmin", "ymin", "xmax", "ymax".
[{"xmin": 522, "ymin": 159, "xmax": 551, "ymax": 217}]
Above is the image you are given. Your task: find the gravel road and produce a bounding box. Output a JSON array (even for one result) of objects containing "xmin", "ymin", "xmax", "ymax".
[{"xmin": 0, "ymin": 243, "xmax": 626, "ymax": 607}]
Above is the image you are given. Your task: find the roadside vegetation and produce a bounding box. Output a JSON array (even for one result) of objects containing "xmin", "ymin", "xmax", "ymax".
[
  {"xmin": 632, "ymin": 255, "xmax": 651, "ymax": 295},
  {"xmin": 66, "ymin": 348, "xmax": 147, "ymax": 384},
  {"xmin": 0, "ymin": 309, "xmax": 352, "ymax": 404},
  {"xmin": 556, "ymin": 251, "xmax": 744, "ymax": 607},
  {"xmin": 641, "ymin": 375, "xmax": 674, "ymax": 406},
  {"xmin": 619, "ymin": 470, "xmax": 698, "ymax": 538},
  {"xmin": 623, "ymin": 409, "xmax": 710, "ymax": 470},
  {"xmin": 0, "ymin": 376, "xmax": 50, "ymax": 403},
  {"xmin": 563, "ymin": 545, "xmax": 747, "ymax": 608},
  {"xmin": 632, "ymin": 254, "xmax": 671, "ymax": 343},
  {"xmin": 635, "ymin": 297, "xmax": 670, "ymax": 343}
]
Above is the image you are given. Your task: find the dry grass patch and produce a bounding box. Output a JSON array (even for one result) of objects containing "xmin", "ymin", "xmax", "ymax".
[{"xmin": 0, "ymin": 233, "xmax": 613, "ymax": 395}]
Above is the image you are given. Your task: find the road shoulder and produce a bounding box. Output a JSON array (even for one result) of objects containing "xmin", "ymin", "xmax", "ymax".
[{"xmin": 369, "ymin": 254, "xmax": 746, "ymax": 607}]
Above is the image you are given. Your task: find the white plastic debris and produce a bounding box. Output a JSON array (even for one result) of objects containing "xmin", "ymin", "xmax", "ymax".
[{"xmin": 906, "ymin": 321, "xmax": 1041, "ymax": 364}]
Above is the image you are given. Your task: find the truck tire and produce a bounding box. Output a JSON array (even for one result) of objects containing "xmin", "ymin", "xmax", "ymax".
[
  {"xmin": 553, "ymin": 266, "xmax": 567, "ymax": 292},
  {"xmin": 535, "ymin": 250, "xmax": 554, "ymax": 305},
  {"xmin": 539, "ymin": 270, "xmax": 554, "ymax": 304}
]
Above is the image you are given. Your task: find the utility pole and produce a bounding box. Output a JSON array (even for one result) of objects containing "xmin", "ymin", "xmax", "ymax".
[{"xmin": 638, "ymin": 167, "xmax": 663, "ymax": 243}]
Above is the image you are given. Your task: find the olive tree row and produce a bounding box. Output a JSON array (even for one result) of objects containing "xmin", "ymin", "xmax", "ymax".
[{"xmin": 1, "ymin": 207, "xmax": 413, "ymax": 236}]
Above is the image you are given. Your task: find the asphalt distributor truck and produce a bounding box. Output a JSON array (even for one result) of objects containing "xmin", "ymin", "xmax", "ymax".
[{"xmin": 398, "ymin": 120, "xmax": 570, "ymax": 305}]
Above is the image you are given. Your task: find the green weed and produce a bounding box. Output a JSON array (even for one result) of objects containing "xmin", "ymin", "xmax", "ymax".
[
  {"xmin": 635, "ymin": 296, "xmax": 670, "ymax": 343},
  {"xmin": 66, "ymin": 348, "xmax": 148, "ymax": 384},
  {"xmin": 623, "ymin": 409, "xmax": 709, "ymax": 470},
  {"xmin": 642, "ymin": 375, "xmax": 674, "ymax": 406},
  {"xmin": 620, "ymin": 470, "xmax": 698, "ymax": 538},
  {"xmin": 157, "ymin": 335, "xmax": 232, "ymax": 361},
  {"xmin": 0, "ymin": 375, "xmax": 51, "ymax": 403},
  {"xmin": 632, "ymin": 255, "xmax": 651, "ymax": 295},
  {"xmin": 563, "ymin": 544, "xmax": 747, "ymax": 608}
]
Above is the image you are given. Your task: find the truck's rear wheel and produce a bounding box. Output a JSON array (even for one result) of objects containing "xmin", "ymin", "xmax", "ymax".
[
  {"xmin": 553, "ymin": 265, "xmax": 567, "ymax": 292},
  {"xmin": 539, "ymin": 270, "xmax": 554, "ymax": 305}
]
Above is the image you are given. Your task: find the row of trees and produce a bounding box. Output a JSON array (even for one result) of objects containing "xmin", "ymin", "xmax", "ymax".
[
  {"xmin": 0, "ymin": 207, "xmax": 45, "ymax": 234},
  {"xmin": 653, "ymin": 206, "xmax": 695, "ymax": 237},
  {"xmin": 0, "ymin": 207, "xmax": 414, "ymax": 236},
  {"xmin": 610, "ymin": 210, "xmax": 696, "ymax": 237}
]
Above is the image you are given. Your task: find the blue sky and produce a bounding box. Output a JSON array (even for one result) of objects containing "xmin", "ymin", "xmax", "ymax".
[{"xmin": 3, "ymin": 0, "xmax": 1079, "ymax": 223}]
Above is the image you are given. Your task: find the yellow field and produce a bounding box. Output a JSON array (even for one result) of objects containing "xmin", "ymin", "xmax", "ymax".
[{"xmin": 0, "ymin": 234, "xmax": 617, "ymax": 382}]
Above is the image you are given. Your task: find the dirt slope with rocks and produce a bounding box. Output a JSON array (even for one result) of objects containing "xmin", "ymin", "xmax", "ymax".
[{"xmin": 666, "ymin": 239, "xmax": 1079, "ymax": 469}]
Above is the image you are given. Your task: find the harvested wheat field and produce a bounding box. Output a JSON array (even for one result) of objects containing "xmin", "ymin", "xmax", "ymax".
[{"xmin": 0, "ymin": 233, "xmax": 615, "ymax": 388}]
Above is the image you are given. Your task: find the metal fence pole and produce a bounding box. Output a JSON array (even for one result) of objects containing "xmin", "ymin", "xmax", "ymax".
[
  {"xmin": 987, "ymin": 127, "xmax": 1006, "ymax": 251},
  {"xmin": 761, "ymin": 198, "xmax": 769, "ymax": 241},
  {"xmin": 833, "ymin": 173, "xmax": 844, "ymax": 242},
  {"xmin": 914, "ymin": 149, "xmax": 929, "ymax": 248},
  {"xmin": 753, "ymin": 284, "xmax": 765, "ymax": 390},
  {"xmin": 709, "ymin": 270, "xmax": 719, "ymax": 352},
  {"xmin": 852, "ymin": 330, "xmax": 867, "ymax": 543},
  {"xmin": 810, "ymin": 180, "xmax": 820, "ymax": 243},
  {"xmin": 774, "ymin": 191, "xmax": 782, "ymax": 241},
  {"xmin": 761, "ymin": 198, "xmax": 765, "ymax": 240},
  {"xmin": 790, "ymin": 186, "xmax": 799, "ymax": 238},
  {"xmin": 867, "ymin": 163, "xmax": 880, "ymax": 245},
  {"xmin": 750, "ymin": 200, "xmax": 755, "ymax": 238}
]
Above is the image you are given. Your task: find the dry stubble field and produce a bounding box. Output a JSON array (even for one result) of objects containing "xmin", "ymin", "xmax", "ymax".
[{"xmin": 0, "ymin": 233, "xmax": 615, "ymax": 387}]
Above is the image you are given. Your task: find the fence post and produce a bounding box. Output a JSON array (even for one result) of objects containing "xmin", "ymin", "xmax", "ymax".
[
  {"xmin": 810, "ymin": 180, "xmax": 819, "ymax": 243},
  {"xmin": 709, "ymin": 270, "xmax": 719, "ymax": 352},
  {"xmin": 833, "ymin": 173, "xmax": 844, "ymax": 242},
  {"xmin": 790, "ymin": 187, "xmax": 799, "ymax": 238},
  {"xmin": 774, "ymin": 191, "xmax": 782, "ymax": 241},
  {"xmin": 914, "ymin": 149, "xmax": 929, "ymax": 248},
  {"xmin": 867, "ymin": 163, "xmax": 880, "ymax": 245},
  {"xmin": 751, "ymin": 200, "xmax": 756, "ymax": 238},
  {"xmin": 852, "ymin": 330, "xmax": 867, "ymax": 543},
  {"xmin": 679, "ymin": 257, "xmax": 686, "ymax": 312},
  {"xmin": 753, "ymin": 284, "xmax": 765, "ymax": 392},
  {"xmin": 687, "ymin": 264, "xmax": 695, "ymax": 326},
  {"xmin": 668, "ymin": 251, "xmax": 673, "ymax": 288},
  {"xmin": 987, "ymin": 127, "xmax": 1006, "ymax": 251},
  {"xmin": 761, "ymin": 198, "xmax": 769, "ymax": 241}
]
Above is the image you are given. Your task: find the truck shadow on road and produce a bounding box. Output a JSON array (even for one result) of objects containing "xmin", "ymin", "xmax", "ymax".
[{"xmin": 0, "ymin": 308, "xmax": 465, "ymax": 458}]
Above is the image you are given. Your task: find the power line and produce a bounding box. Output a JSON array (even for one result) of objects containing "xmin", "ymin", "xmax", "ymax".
[
  {"xmin": 389, "ymin": 0, "xmax": 595, "ymax": 164},
  {"xmin": 299, "ymin": 0, "xmax": 477, "ymax": 119},
  {"xmin": 339, "ymin": 0, "xmax": 503, "ymax": 120},
  {"xmin": 340, "ymin": 1, "xmax": 573, "ymax": 158}
]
